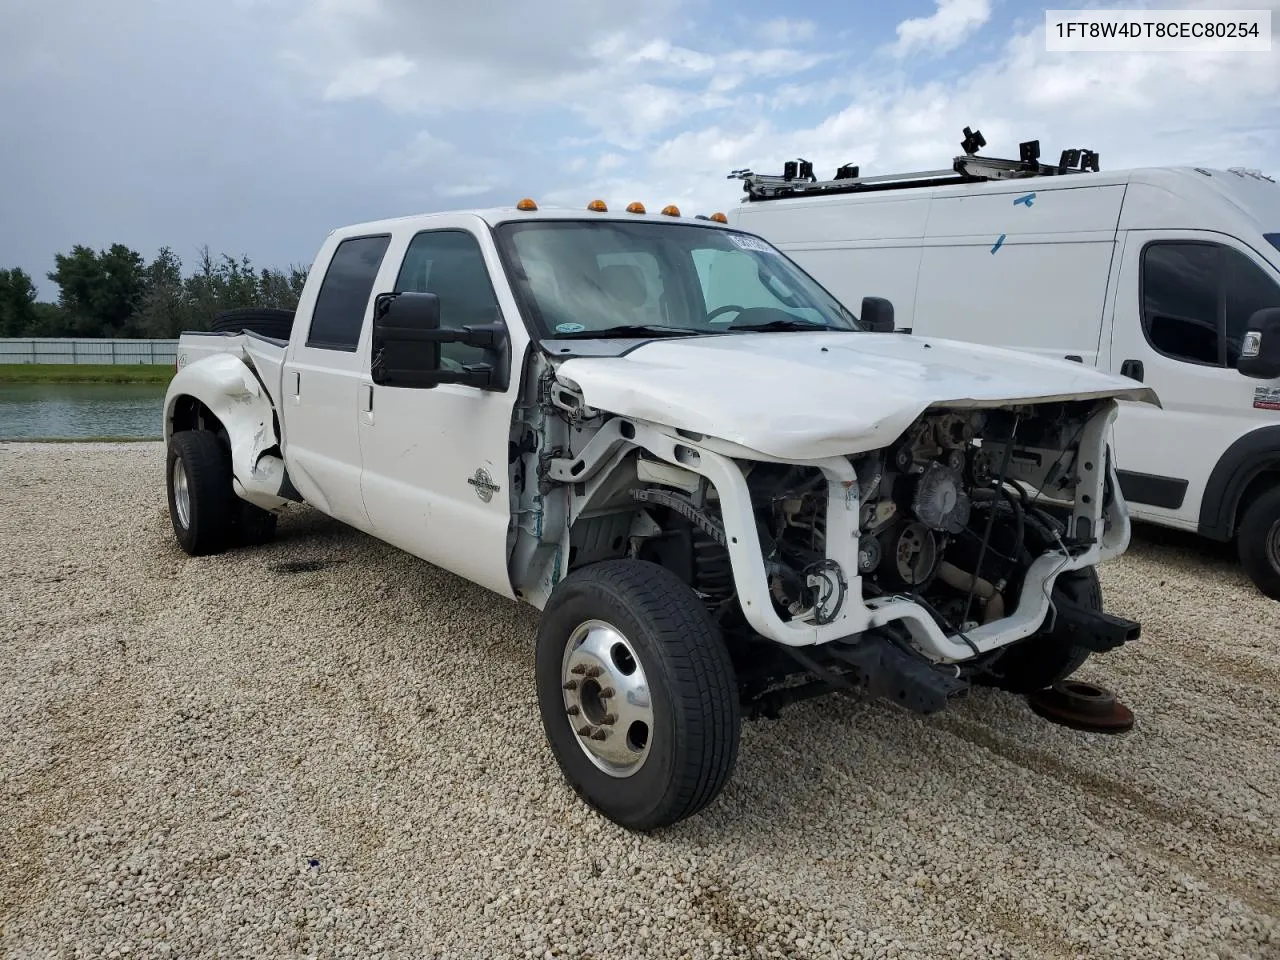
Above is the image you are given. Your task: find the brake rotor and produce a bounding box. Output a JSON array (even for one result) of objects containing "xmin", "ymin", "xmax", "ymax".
[{"xmin": 1026, "ymin": 679, "xmax": 1134, "ymax": 734}]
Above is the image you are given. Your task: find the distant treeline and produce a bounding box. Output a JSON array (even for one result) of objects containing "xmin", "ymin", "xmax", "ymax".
[{"xmin": 0, "ymin": 244, "xmax": 309, "ymax": 339}]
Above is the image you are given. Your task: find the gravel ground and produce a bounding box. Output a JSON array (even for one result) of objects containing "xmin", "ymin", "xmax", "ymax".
[{"xmin": 1, "ymin": 441, "xmax": 1278, "ymax": 960}]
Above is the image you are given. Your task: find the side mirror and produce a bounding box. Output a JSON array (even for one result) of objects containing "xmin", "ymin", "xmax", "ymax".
[
  {"xmin": 370, "ymin": 291, "xmax": 507, "ymax": 389},
  {"xmin": 1238, "ymin": 307, "xmax": 1280, "ymax": 380},
  {"xmin": 860, "ymin": 296, "xmax": 895, "ymax": 333}
]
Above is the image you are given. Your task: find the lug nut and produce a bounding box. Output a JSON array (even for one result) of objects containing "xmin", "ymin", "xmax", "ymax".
[
  {"xmin": 598, "ymin": 687, "xmax": 614, "ymax": 698},
  {"xmin": 584, "ymin": 666, "xmax": 602, "ymax": 678},
  {"xmin": 563, "ymin": 680, "xmax": 579, "ymax": 691},
  {"xmin": 570, "ymin": 665, "xmax": 587, "ymax": 676},
  {"xmin": 589, "ymin": 730, "xmax": 609, "ymax": 741},
  {"xmin": 601, "ymin": 713, "xmax": 617, "ymax": 726},
  {"xmin": 566, "ymin": 705, "xmax": 580, "ymax": 716},
  {"xmin": 576, "ymin": 725, "xmax": 592, "ymax": 737}
]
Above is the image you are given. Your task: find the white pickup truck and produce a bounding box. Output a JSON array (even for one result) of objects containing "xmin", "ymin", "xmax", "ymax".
[{"xmin": 163, "ymin": 199, "xmax": 1157, "ymax": 830}]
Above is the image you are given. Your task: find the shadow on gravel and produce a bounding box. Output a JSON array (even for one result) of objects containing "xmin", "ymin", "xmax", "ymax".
[{"xmin": 1127, "ymin": 520, "xmax": 1240, "ymax": 572}]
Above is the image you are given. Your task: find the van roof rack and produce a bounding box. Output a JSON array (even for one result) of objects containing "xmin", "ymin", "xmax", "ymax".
[{"xmin": 729, "ymin": 126, "xmax": 1100, "ymax": 202}]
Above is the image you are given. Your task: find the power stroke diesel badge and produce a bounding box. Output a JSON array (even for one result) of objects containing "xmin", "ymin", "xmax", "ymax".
[{"xmin": 467, "ymin": 467, "xmax": 501, "ymax": 503}]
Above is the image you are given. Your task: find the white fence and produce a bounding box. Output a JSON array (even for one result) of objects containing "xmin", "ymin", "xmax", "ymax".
[{"xmin": 0, "ymin": 338, "xmax": 179, "ymax": 365}]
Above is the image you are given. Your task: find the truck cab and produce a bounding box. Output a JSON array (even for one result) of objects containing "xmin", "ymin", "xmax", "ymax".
[{"xmin": 162, "ymin": 199, "xmax": 1156, "ymax": 830}]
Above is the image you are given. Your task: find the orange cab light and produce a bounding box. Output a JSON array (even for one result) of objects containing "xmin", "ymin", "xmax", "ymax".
[
  {"xmin": 660, "ymin": 204, "xmax": 681, "ymax": 217},
  {"xmin": 516, "ymin": 198, "xmax": 538, "ymax": 211},
  {"xmin": 626, "ymin": 201, "xmax": 646, "ymax": 214},
  {"xmin": 587, "ymin": 199, "xmax": 608, "ymax": 212},
  {"xmin": 709, "ymin": 212, "xmax": 728, "ymax": 223}
]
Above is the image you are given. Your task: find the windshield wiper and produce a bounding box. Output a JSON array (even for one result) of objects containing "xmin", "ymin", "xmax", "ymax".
[
  {"xmin": 727, "ymin": 318, "xmax": 838, "ymax": 333},
  {"xmin": 548, "ymin": 324, "xmax": 712, "ymax": 340}
]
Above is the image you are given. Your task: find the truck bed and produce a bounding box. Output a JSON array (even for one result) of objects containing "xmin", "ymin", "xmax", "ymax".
[{"xmin": 176, "ymin": 330, "xmax": 288, "ymax": 412}]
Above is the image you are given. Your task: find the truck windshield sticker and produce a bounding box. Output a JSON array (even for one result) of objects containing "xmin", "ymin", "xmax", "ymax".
[
  {"xmin": 555, "ymin": 322, "xmax": 586, "ymax": 334},
  {"xmin": 1255, "ymin": 385, "xmax": 1280, "ymax": 411},
  {"xmin": 728, "ymin": 234, "xmax": 776, "ymax": 254}
]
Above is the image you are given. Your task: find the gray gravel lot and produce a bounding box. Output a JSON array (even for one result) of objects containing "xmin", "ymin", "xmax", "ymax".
[{"xmin": 1, "ymin": 441, "xmax": 1278, "ymax": 960}]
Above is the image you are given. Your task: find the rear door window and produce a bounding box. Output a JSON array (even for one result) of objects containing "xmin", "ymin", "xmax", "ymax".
[{"xmin": 307, "ymin": 235, "xmax": 391, "ymax": 351}]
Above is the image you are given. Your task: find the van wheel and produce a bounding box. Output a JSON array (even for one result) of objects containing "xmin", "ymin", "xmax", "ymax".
[
  {"xmin": 166, "ymin": 430, "xmax": 234, "ymax": 556},
  {"xmin": 1238, "ymin": 486, "xmax": 1280, "ymax": 600},
  {"xmin": 535, "ymin": 559, "xmax": 741, "ymax": 831},
  {"xmin": 983, "ymin": 567, "xmax": 1102, "ymax": 695}
]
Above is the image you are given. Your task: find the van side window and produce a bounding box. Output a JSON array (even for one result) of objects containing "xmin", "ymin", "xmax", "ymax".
[
  {"xmin": 1141, "ymin": 243, "xmax": 1220, "ymax": 365},
  {"xmin": 1141, "ymin": 241, "xmax": 1280, "ymax": 367},
  {"xmin": 307, "ymin": 235, "xmax": 392, "ymax": 351},
  {"xmin": 394, "ymin": 230, "xmax": 501, "ymax": 370}
]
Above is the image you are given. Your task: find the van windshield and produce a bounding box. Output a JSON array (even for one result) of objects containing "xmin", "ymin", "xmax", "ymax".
[{"xmin": 492, "ymin": 219, "xmax": 863, "ymax": 339}]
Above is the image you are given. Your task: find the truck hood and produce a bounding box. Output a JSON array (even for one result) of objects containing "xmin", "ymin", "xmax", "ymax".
[{"xmin": 554, "ymin": 331, "xmax": 1159, "ymax": 460}]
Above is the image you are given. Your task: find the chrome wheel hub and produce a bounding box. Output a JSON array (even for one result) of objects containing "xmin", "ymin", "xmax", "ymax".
[
  {"xmin": 172, "ymin": 458, "xmax": 191, "ymax": 530},
  {"xmin": 560, "ymin": 620, "xmax": 653, "ymax": 778}
]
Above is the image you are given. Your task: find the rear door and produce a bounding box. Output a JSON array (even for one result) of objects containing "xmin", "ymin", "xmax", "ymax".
[
  {"xmin": 281, "ymin": 233, "xmax": 392, "ymax": 532},
  {"xmin": 1107, "ymin": 231, "xmax": 1280, "ymax": 529},
  {"xmin": 355, "ymin": 216, "xmax": 528, "ymax": 598}
]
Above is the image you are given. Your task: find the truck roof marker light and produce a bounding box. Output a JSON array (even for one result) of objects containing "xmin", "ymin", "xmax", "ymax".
[
  {"xmin": 626, "ymin": 201, "xmax": 646, "ymax": 214},
  {"xmin": 516, "ymin": 198, "xmax": 538, "ymax": 211},
  {"xmin": 587, "ymin": 199, "xmax": 608, "ymax": 212},
  {"xmin": 709, "ymin": 212, "xmax": 728, "ymax": 223},
  {"xmin": 661, "ymin": 204, "xmax": 680, "ymax": 217}
]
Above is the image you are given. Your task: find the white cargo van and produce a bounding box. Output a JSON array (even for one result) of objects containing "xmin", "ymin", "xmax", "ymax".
[{"xmin": 726, "ymin": 133, "xmax": 1280, "ymax": 598}]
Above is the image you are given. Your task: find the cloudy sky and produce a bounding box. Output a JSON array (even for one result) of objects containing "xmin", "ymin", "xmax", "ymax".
[{"xmin": 2, "ymin": 0, "xmax": 1277, "ymax": 297}]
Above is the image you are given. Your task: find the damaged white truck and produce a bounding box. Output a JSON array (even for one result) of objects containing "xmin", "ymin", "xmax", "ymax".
[{"xmin": 163, "ymin": 199, "xmax": 1157, "ymax": 830}]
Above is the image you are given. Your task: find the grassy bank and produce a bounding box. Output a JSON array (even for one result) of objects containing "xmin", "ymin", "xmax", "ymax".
[{"xmin": 0, "ymin": 364, "xmax": 173, "ymax": 384}]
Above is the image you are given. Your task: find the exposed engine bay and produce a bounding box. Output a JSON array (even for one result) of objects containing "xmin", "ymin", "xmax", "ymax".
[{"xmin": 629, "ymin": 401, "xmax": 1108, "ymax": 647}]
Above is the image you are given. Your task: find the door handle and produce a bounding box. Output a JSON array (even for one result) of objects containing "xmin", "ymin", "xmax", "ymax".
[
  {"xmin": 1065, "ymin": 355, "xmax": 1083, "ymax": 363},
  {"xmin": 1120, "ymin": 359, "xmax": 1144, "ymax": 382},
  {"xmin": 362, "ymin": 384, "xmax": 374, "ymax": 412}
]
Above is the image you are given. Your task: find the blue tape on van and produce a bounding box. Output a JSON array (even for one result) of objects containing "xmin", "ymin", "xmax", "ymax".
[
  {"xmin": 1014, "ymin": 192, "xmax": 1035, "ymax": 207},
  {"xmin": 990, "ymin": 234, "xmax": 1006, "ymax": 254}
]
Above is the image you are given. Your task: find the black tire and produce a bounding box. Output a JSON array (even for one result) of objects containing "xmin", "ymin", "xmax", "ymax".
[
  {"xmin": 233, "ymin": 500, "xmax": 279, "ymax": 547},
  {"xmin": 1238, "ymin": 485, "xmax": 1280, "ymax": 600},
  {"xmin": 984, "ymin": 567, "xmax": 1102, "ymax": 695},
  {"xmin": 210, "ymin": 307, "xmax": 295, "ymax": 340},
  {"xmin": 535, "ymin": 559, "xmax": 741, "ymax": 831},
  {"xmin": 166, "ymin": 430, "xmax": 234, "ymax": 556}
]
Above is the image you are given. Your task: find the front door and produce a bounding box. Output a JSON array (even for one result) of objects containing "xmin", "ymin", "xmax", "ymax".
[
  {"xmin": 356, "ymin": 218, "xmax": 527, "ymax": 598},
  {"xmin": 1107, "ymin": 230, "xmax": 1280, "ymax": 530}
]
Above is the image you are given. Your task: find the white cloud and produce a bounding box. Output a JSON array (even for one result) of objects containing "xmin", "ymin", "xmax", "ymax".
[
  {"xmin": 756, "ymin": 18, "xmax": 817, "ymax": 45},
  {"xmin": 892, "ymin": 0, "xmax": 992, "ymax": 57},
  {"xmin": 617, "ymin": 8, "xmax": 1279, "ymax": 224},
  {"xmin": 323, "ymin": 54, "xmax": 416, "ymax": 101}
]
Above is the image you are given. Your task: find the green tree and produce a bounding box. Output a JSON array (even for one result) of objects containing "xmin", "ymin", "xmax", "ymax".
[
  {"xmin": 135, "ymin": 247, "xmax": 189, "ymax": 338},
  {"xmin": 47, "ymin": 243, "xmax": 148, "ymax": 337},
  {"xmin": 0, "ymin": 267, "xmax": 38, "ymax": 336}
]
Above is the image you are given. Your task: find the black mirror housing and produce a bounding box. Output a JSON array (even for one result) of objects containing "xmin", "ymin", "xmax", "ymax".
[
  {"xmin": 371, "ymin": 291, "xmax": 508, "ymax": 389},
  {"xmin": 860, "ymin": 296, "xmax": 895, "ymax": 333},
  {"xmin": 1238, "ymin": 307, "xmax": 1280, "ymax": 380}
]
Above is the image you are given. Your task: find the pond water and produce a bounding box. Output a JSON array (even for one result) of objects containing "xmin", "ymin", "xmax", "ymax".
[{"xmin": 0, "ymin": 383, "xmax": 167, "ymax": 440}]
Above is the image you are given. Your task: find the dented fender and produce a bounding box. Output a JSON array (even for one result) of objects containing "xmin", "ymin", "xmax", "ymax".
[{"xmin": 163, "ymin": 353, "xmax": 294, "ymax": 512}]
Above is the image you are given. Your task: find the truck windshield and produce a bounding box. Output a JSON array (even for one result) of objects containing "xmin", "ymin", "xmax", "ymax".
[{"xmin": 493, "ymin": 220, "xmax": 863, "ymax": 339}]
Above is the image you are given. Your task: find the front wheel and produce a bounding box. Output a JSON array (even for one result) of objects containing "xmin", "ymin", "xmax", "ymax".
[
  {"xmin": 535, "ymin": 559, "xmax": 741, "ymax": 831},
  {"xmin": 1238, "ymin": 485, "xmax": 1280, "ymax": 601}
]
